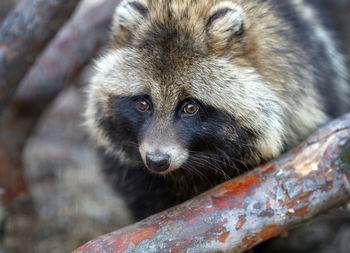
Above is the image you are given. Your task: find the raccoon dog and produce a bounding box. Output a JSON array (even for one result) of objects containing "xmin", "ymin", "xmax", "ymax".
[{"xmin": 85, "ymin": 0, "xmax": 350, "ymax": 220}]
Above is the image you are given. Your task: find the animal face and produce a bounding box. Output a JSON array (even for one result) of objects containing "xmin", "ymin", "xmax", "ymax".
[{"xmin": 88, "ymin": 47, "xmax": 262, "ymax": 174}]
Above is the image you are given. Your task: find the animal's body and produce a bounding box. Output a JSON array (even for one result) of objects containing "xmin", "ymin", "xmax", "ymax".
[{"xmin": 85, "ymin": 0, "xmax": 350, "ymax": 220}]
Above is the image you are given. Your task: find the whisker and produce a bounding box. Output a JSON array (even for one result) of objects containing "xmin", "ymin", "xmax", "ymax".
[
  {"xmin": 188, "ymin": 154, "xmax": 232, "ymax": 181},
  {"xmin": 181, "ymin": 163, "xmax": 210, "ymax": 184}
]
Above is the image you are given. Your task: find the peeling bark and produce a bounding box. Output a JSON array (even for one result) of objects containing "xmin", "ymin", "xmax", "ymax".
[
  {"xmin": 0, "ymin": 0, "xmax": 80, "ymax": 113},
  {"xmin": 74, "ymin": 113, "xmax": 350, "ymax": 253}
]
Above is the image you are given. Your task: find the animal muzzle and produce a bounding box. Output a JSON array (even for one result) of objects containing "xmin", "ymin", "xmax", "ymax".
[
  {"xmin": 139, "ymin": 120, "xmax": 189, "ymax": 173},
  {"xmin": 139, "ymin": 142, "xmax": 189, "ymax": 174}
]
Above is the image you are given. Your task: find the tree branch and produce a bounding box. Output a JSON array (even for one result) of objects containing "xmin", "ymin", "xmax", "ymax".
[
  {"xmin": 0, "ymin": 0, "xmax": 80, "ymax": 113},
  {"xmin": 74, "ymin": 113, "xmax": 350, "ymax": 253}
]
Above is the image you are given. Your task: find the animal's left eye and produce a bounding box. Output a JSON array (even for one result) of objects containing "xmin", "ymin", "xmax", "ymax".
[
  {"xmin": 137, "ymin": 99, "xmax": 150, "ymax": 111},
  {"xmin": 183, "ymin": 102, "xmax": 198, "ymax": 115}
]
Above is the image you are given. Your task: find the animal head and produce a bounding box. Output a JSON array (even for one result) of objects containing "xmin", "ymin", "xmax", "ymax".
[{"xmin": 85, "ymin": 0, "xmax": 326, "ymax": 174}]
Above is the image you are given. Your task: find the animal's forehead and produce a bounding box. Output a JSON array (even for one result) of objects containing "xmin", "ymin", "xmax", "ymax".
[{"xmin": 95, "ymin": 47, "xmax": 233, "ymax": 98}]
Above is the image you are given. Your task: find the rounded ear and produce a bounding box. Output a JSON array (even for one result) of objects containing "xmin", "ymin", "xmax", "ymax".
[
  {"xmin": 206, "ymin": 2, "xmax": 245, "ymax": 50},
  {"xmin": 111, "ymin": 0, "xmax": 149, "ymax": 47}
]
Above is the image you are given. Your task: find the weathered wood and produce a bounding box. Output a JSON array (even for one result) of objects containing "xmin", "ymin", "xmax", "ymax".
[
  {"xmin": 0, "ymin": 0, "xmax": 80, "ymax": 113},
  {"xmin": 74, "ymin": 113, "xmax": 350, "ymax": 253},
  {"xmin": 0, "ymin": 0, "xmax": 120, "ymax": 205}
]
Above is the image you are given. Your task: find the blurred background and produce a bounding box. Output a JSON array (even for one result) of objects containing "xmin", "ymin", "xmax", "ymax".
[{"xmin": 0, "ymin": 0, "xmax": 349, "ymax": 252}]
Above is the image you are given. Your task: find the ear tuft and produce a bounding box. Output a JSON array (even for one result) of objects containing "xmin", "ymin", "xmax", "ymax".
[
  {"xmin": 206, "ymin": 3, "xmax": 245, "ymax": 50},
  {"xmin": 111, "ymin": 0, "xmax": 149, "ymax": 47}
]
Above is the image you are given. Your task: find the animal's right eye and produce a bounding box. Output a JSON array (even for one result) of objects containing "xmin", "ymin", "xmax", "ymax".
[
  {"xmin": 183, "ymin": 103, "xmax": 198, "ymax": 115},
  {"xmin": 136, "ymin": 99, "xmax": 150, "ymax": 112}
]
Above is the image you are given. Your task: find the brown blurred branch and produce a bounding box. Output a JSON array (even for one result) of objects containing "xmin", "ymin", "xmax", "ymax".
[
  {"xmin": 0, "ymin": 0, "xmax": 80, "ymax": 113},
  {"xmin": 0, "ymin": 0, "xmax": 121, "ymax": 205},
  {"xmin": 74, "ymin": 113, "xmax": 350, "ymax": 253},
  {"xmin": 15, "ymin": 0, "xmax": 121, "ymax": 111}
]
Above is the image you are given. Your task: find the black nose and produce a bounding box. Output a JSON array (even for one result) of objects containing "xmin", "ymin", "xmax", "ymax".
[{"xmin": 146, "ymin": 153, "xmax": 170, "ymax": 172}]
